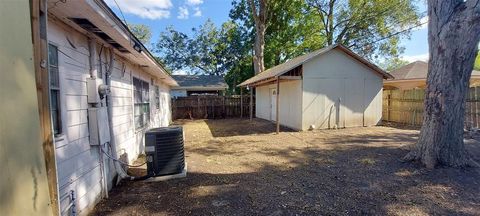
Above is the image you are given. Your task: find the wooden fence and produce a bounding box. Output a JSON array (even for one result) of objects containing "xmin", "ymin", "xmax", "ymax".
[
  {"xmin": 383, "ymin": 87, "xmax": 480, "ymax": 128},
  {"xmin": 172, "ymin": 95, "xmax": 255, "ymax": 120}
]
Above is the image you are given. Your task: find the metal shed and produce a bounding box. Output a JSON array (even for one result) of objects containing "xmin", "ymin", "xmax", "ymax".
[{"xmin": 239, "ymin": 44, "xmax": 393, "ymax": 132}]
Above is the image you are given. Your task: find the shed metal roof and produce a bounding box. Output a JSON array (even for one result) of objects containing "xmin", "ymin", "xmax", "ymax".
[{"xmin": 238, "ymin": 44, "xmax": 393, "ymax": 87}]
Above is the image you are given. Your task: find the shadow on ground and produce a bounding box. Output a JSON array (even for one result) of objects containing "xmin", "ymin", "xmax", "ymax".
[
  {"xmin": 91, "ymin": 119, "xmax": 480, "ymax": 216},
  {"xmin": 207, "ymin": 118, "xmax": 295, "ymax": 137}
]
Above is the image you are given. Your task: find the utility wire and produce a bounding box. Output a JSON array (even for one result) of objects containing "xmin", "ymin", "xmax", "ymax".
[
  {"xmin": 113, "ymin": 0, "xmax": 128, "ymax": 26},
  {"xmin": 101, "ymin": 143, "xmax": 147, "ymax": 167}
]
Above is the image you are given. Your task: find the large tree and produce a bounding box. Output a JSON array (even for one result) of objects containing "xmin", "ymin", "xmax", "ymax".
[
  {"xmin": 248, "ymin": 0, "xmax": 270, "ymax": 74},
  {"xmin": 155, "ymin": 20, "xmax": 245, "ymax": 76},
  {"xmin": 403, "ymin": 0, "xmax": 480, "ymax": 168},
  {"xmin": 231, "ymin": 0, "xmax": 324, "ymax": 69},
  {"xmin": 306, "ymin": 0, "xmax": 421, "ymax": 60}
]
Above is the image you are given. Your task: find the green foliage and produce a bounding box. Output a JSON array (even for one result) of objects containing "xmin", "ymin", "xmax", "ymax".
[
  {"xmin": 128, "ymin": 23, "xmax": 152, "ymax": 45},
  {"xmin": 230, "ymin": 0, "xmax": 325, "ymax": 69},
  {"xmin": 155, "ymin": 20, "xmax": 246, "ymax": 76},
  {"xmin": 264, "ymin": 0, "xmax": 325, "ymax": 68},
  {"xmin": 225, "ymin": 57, "xmax": 254, "ymax": 95},
  {"xmin": 306, "ymin": 0, "xmax": 421, "ymax": 61},
  {"xmin": 379, "ymin": 58, "xmax": 409, "ymax": 72}
]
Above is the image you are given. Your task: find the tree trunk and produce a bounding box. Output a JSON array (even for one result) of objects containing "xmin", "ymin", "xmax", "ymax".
[
  {"xmin": 253, "ymin": 23, "xmax": 266, "ymax": 74},
  {"xmin": 404, "ymin": 0, "xmax": 480, "ymax": 168},
  {"xmin": 248, "ymin": 0, "xmax": 267, "ymax": 74},
  {"xmin": 326, "ymin": 0, "xmax": 335, "ymax": 45}
]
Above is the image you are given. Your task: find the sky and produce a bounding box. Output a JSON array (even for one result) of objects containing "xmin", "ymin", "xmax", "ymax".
[{"xmin": 105, "ymin": 0, "xmax": 430, "ymax": 65}]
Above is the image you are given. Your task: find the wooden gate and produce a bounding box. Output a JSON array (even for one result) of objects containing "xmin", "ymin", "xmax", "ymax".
[{"xmin": 172, "ymin": 95, "xmax": 255, "ymax": 120}]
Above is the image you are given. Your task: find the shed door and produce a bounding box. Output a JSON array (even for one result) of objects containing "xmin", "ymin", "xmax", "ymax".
[{"xmin": 270, "ymin": 88, "xmax": 277, "ymax": 121}]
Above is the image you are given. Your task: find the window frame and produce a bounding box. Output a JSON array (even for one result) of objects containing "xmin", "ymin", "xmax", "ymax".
[
  {"xmin": 133, "ymin": 77, "xmax": 150, "ymax": 129},
  {"xmin": 155, "ymin": 85, "xmax": 160, "ymax": 110},
  {"xmin": 48, "ymin": 44, "xmax": 63, "ymax": 136}
]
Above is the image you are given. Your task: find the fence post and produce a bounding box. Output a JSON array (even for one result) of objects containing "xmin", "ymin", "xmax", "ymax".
[
  {"xmin": 387, "ymin": 93, "xmax": 391, "ymax": 122},
  {"xmin": 412, "ymin": 90, "xmax": 416, "ymax": 126},
  {"xmin": 222, "ymin": 96, "xmax": 226, "ymax": 118},
  {"xmin": 467, "ymin": 88, "xmax": 473, "ymax": 130},
  {"xmin": 475, "ymin": 87, "xmax": 479, "ymax": 128},
  {"xmin": 250, "ymin": 87, "xmax": 253, "ymax": 121},
  {"xmin": 197, "ymin": 97, "xmax": 200, "ymax": 119},
  {"xmin": 240, "ymin": 88, "xmax": 243, "ymax": 118}
]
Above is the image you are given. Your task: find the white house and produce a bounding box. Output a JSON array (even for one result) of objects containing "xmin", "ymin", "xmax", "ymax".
[
  {"xmin": 45, "ymin": 0, "xmax": 177, "ymax": 214},
  {"xmin": 239, "ymin": 44, "xmax": 393, "ymax": 131}
]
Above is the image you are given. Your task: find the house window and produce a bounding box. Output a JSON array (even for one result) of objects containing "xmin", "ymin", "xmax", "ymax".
[
  {"xmin": 48, "ymin": 44, "xmax": 62, "ymax": 135},
  {"xmin": 155, "ymin": 86, "xmax": 160, "ymax": 109},
  {"xmin": 133, "ymin": 77, "xmax": 150, "ymax": 129}
]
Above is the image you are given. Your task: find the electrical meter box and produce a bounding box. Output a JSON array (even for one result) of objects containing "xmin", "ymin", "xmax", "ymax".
[
  {"xmin": 87, "ymin": 77, "xmax": 102, "ymax": 104},
  {"xmin": 88, "ymin": 107, "xmax": 110, "ymax": 145}
]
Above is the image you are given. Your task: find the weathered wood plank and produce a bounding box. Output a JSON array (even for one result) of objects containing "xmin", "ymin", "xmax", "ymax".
[
  {"xmin": 171, "ymin": 95, "xmax": 255, "ymax": 120},
  {"xmin": 32, "ymin": 0, "xmax": 60, "ymax": 214},
  {"xmin": 382, "ymin": 88, "xmax": 478, "ymax": 130}
]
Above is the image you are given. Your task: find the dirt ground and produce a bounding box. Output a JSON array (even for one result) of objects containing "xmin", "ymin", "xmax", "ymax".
[{"xmin": 91, "ymin": 119, "xmax": 480, "ymax": 216}]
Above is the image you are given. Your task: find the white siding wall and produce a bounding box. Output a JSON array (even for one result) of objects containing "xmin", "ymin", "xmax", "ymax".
[
  {"xmin": 48, "ymin": 19, "xmax": 172, "ymax": 215},
  {"xmin": 302, "ymin": 49, "xmax": 383, "ymax": 130},
  {"xmin": 255, "ymin": 80, "xmax": 303, "ymax": 130}
]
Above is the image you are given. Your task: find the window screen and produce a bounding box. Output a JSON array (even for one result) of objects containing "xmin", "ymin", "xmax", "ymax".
[
  {"xmin": 133, "ymin": 77, "xmax": 150, "ymax": 129},
  {"xmin": 48, "ymin": 44, "xmax": 62, "ymax": 135},
  {"xmin": 155, "ymin": 86, "xmax": 160, "ymax": 109}
]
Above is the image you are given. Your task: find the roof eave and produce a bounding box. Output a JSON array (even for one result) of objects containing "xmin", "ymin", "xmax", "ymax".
[{"xmin": 95, "ymin": 0, "xmax": 178, "ymax": 86}]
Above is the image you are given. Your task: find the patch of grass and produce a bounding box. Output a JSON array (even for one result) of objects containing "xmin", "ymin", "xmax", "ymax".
[
  {"xmin": 315, "ymin": 158, "xmax": 336, "ymax": 165},
  {"xmin": 358, "ymin": 157, "xmax": 376, "ymax": 165}
]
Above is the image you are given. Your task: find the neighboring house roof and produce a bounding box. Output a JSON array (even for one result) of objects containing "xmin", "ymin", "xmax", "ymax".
[
  {"xmin": 172, "ymin": 75, "xmax": 228, "ymax": 90},
  {"xmin": 389, "ymin": 61, "xmax": 428, "ymax": 80},
  {"xmin": 238, "ymin": 44, "xmax": 392, "ymax": 87},
  {"xmin": 388, "ymin": 61, "xmax": 480, "ymax": 81}
]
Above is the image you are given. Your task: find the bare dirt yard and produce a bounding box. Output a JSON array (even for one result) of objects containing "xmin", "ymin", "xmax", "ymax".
[{"xmin": 92, "ymin": 119, "xmax": 480, "ymax": 216}]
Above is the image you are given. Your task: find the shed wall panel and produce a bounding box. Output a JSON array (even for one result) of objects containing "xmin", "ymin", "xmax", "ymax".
[
  {"xmin": 255, "ymin": 80, "xmax": 302, "ymax": 130},
  {"xmin": 255, "ymin": 85, "xmax": 272, "ymax": 121},
  {"xmin": 302, "ymin": 49, "xmax": 383, "ymax": 130}
]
